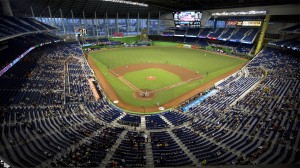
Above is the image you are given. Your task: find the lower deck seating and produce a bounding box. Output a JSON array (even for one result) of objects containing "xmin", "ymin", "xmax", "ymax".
[
  {"xmin": 173, "ymin": 128, "xmax": 237, "ymax": 165},
  {"xmin": 151, "ymin": 131, "xmax": 192, "ymax": 167},
  {"xmin": 146, "ymin": 115, "xmax": 169, "ymax": 129},
  {"xmin": 118, "ymin": 114, "xmax": 141, "ymax": 127},
  {"xmin": 162, "ymin": 111, "xmax": 191, "ymax": 126},
  {"xmin": 110, "ymin": 131, "xmax": 146, "ymax": 167}
]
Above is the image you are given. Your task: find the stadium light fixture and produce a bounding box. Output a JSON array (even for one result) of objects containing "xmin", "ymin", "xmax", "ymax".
[{"xmin": 102, "ymin": 0, "xmax": 148, "ymax": 7}]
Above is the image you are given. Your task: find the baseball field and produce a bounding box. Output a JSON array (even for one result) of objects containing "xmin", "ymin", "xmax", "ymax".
[{"xmin": 87, "ymin": 44, "xmax": 247, "ymax": 113}]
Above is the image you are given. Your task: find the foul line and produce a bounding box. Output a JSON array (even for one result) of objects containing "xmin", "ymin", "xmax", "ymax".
[
  {"xmin": 109, "ymin": 69, "xmax": 120, "ymax": 77},
  {"xmin": 148, "ymin": 76, "xmax": 203, "ymax": 94},
  {"xmin": 118, "ymin": 76, "xmax": 143, "ymax": 93},
  {"xmin": 109, "ymin": 69, "xmax": 142, "ymax": 92}
]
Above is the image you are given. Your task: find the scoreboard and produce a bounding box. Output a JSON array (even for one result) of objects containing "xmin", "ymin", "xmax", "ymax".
[{"xmin": 174, "ymin": 11, "xmax": 202, "ymax": 28}]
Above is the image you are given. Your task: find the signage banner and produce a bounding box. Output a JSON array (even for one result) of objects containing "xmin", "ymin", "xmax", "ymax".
[
  {"xmin": 183, "ymin": 89, "xmax": 219, "ymax": 112},
  {"xmin": 184, "ymin": 44, "xmax": 192, "ymax": 48},
  {"xmin": 242, "ymin": 21, "xmax": 262, "ymax": 27},
  {"xmin": 177, "ymin": 44, "xmax": 184, "ymax": 48}
]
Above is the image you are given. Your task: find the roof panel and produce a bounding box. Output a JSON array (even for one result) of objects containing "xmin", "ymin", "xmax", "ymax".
[{"xmin": 9, "ymin": 0, "xmax": 300, "ymax": 18}]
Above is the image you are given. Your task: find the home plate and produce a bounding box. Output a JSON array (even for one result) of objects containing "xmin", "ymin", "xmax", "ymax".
[
  {"xmin": 113, "ymin": 100, "xmax": 119, "ymax": 104},
  {"xmin": 159, "ymin": 107, "xmax": 165, "ymax": 110}
]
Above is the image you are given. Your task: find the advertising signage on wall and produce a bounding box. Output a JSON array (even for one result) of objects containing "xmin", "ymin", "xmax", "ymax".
[
  {"xmin": 237, "ymin": 21, "xmax": 243, "ymax": 26},
  {"xmin": 227, "ymin": 21, "xmax": 237, "ymax": 26},
  {"xmin": 226, "ymin": 21, "xmax": 242, "ymax": 27},
  {"xmin": 242, "ymin": 21, "xmax": 262, "ymax": 27},
  {"xmin": 0, "ymin": 46, "xmax": 35, "ymax": 77},
  {"xmin": 226, "ymin": 20, "xmax": 261, "ymax": 27}
]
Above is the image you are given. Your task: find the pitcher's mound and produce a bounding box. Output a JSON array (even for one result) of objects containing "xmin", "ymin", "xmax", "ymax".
[{"xmin": 146, "ymin": 76, "xmax": 157, "ymax": 81}]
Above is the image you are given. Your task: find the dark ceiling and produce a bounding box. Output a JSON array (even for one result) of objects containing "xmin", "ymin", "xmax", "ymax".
[{"xmin": 9, "ymin": 0, "xmax": 300, "ymax": 19}]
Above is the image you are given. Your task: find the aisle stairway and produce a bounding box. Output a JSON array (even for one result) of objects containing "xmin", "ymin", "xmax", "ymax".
[
  {"xmin": 140, "ymin": 116, "xmax": 146, "ymax": 130},
  {"xmin": 160, "ymin": 115, "xmax": 174, "ymax": 127},
  {"xmin": 40, "ymin": 126, "xmax": 106, "ymax": 167},
  {"xmin": 98, "ymin": 130, "xmax": 128, "ymax": 167},
  {"xmin": 144, "ymin": 130, "xmax": 154, "ymax": 168},
  {"xmin": 167, "ymin": 129, "xmax": 201, "ymax": 166}
]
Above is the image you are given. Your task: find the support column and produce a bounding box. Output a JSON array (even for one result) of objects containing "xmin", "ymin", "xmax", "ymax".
[
  {"xmin": 137, "ymin": 12, "xmax": 140, "ymax": 35},
  {"xmin": 147, "ymin": 12, "xmax": 150, "ymax": 34},
  {"xmin": 83, "ymin": 11, "xmax": 87, "ymax": 29},
  {"xmin": 116, "ymin": 12, "xmax": 119, "ymax": 33},
  {"xmin": 158, "ymin": 11, "xmax": 160, "ymax": 35},
  {"xmin": 106, "ymin": 12, "xmax": 109, "ymax": 37},
  {"xmin": 91, "ymin": 18, "xmax": 95, "ymax": 37},
  {"xmin": 31, "ymin": 6, "xmax": 35, "ymax": 18},
  {"xmin": 103, "ymin": 15, "xmax": 105, "ymax": 37},
  {"xmin": 71, "ymin": 10, "xmax": 76, "ymax": 33},
  {"xmin": 0, "ymin": 0, "xmax": 13, "ymax": 16},
  {"xmin": 60, "ymin": 9, "xmax": 66, "ymax": 35},
  {"xmin": 48, "ymin": 6, "xmax": 54, "ymax": 26},
  {"xmin": 95, "ymin": 12, "xmax": 99, "ymax": 37},
  {"xmin": 127, "ymin": 12, "xmax": 129, "ymax": 36},
  {"xmin": 255, "ymin": 15, "xmax": 270, "ymax": 55}
]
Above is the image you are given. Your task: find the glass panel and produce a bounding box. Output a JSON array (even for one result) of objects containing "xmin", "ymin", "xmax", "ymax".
[
  {"xmin": 139, "ymin": 19, "xmax": 147, "ymax": 35},
  {"xmin": 33, "ymin": 17, "xmax": 166, "ymax": 37},
  {"xmin": 108, "ymin": 19, "xmax": 116, "ymax": 36},
  {"xmin": 128, "ymin": 19, "xmax": 137, "ymax": 35},
  {"xmin": 205, "ymin": 20, "xmax": 214, "ymax": 28},
  {"xmin": 216, "ymin": 21, "xmax": 226, "ymax": 28},
  {"xmin": 149, "ymin": 19, "xmax": 158, "ymax": 35},
  {"xmin": 118, "ymin": 19, "xmax": 127, "ymax": 36},
  {"xmin": 98, "ymin": 19, "xmax": 106, "ymax": 36}
]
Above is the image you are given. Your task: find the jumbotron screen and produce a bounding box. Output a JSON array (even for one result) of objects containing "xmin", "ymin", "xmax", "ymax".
[{"xmin": 174, "ymin": 11, "xmax": 202, "ymax": 28}]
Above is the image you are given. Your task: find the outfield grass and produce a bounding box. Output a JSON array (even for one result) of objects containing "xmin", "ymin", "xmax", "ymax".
[
  {"xmin": 89, "ymin": 46, "xmax": 247, "ymax": 108},
  {"xmin": 123, "ymin": 68, "xmax": 181, "ymax": 90}
]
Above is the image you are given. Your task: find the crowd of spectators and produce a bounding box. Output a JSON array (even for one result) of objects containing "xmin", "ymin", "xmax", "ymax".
[{"xmin": 186, "ymin": 47, "xmax": 299, "ymax": 165}]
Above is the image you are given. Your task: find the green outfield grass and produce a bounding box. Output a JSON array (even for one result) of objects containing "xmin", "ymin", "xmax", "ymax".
[
  {"xmin": 89, "ymin": 46, "xmax": 247, "ymax": 108},
  {"xmin": 123, "ymin": 68, "xmax": 181, "ymax": 90}
]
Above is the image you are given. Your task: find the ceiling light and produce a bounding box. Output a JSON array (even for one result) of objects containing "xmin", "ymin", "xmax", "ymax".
[{"xmin": 102, "ymin": 0, "xmax": 148, "ymax": 7}]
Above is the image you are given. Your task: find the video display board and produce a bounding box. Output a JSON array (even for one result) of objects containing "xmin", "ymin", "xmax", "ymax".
[{"xmin": 174, "ymin": 11, "xmax": 202, "ymax": 28}]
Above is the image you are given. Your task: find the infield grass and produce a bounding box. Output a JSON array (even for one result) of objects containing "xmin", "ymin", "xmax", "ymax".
[
  {"xmin": 123, "ymin": 68, "xmax": 181, "ymax": 90},
  {"xmin": 89, "ymin": 46, "xmax": 247, "ymax": 108}
]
